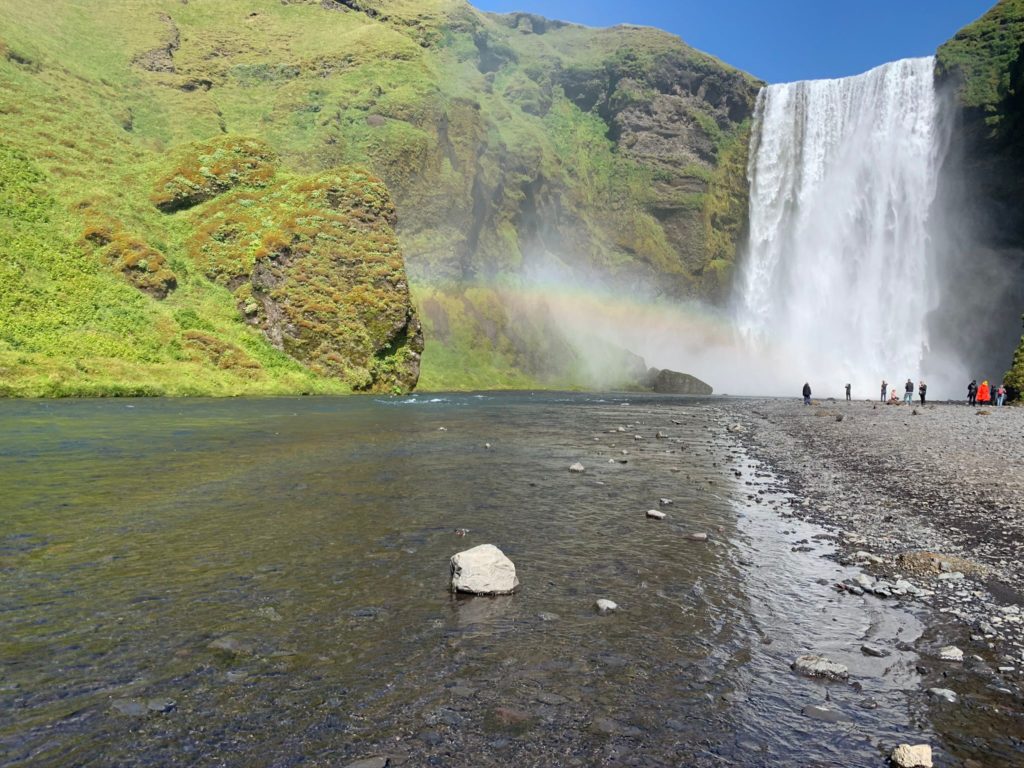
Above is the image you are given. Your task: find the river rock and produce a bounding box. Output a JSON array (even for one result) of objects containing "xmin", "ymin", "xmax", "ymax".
[
  {"xmin": 927, "ymin": 687, "xmax": 958, "ymax": 703},
  {"xmin": 146, "ymin": 697, "xmax": 176, "ymax": 713},
  {"xmin": 208, "ymin": 636, "xmax": 254, "ymax": 656},
  {"xmin": 686, "ymin": 532, "xmax": 708, "ymax": 541},
  {"xmin": 569, "ymin": 462, "xmax": 585, "ymax": 473},
  {"xmin": 938, "ymin": 645, "xmax": 963, "ymax": 662},
  {"xmin": 595, "ymin": 599, "xmax": 618, "ymax": 613},
  {"xmin": 890, "ymin": 743, "xmax": 933, "ymax": 768},
  {"xmin": 791, "ymin": 654, "xmax": 849, "ymax": 680},
  {"xmin": 802, "ymin": 704, "xmax": 851, "ymax": 723},
  {"xmin": 112, "ymin": 698, "xmax": 148, "ymax": 716},
  {"xmin": 646, "ymin": 509, "xmax": 666, "ymax": 520},
  {"xmin": 342, "ymin": 759, "xmax": 387, "ymax": 768},
  {"xmin": 450, "ymin": 544, "xmax": 519, "ymax": 595},
  {"xmin": 861, "ymin": 644, "xmax": 890, "ymax": 658},
  {"xmin": 659, "ymin": 498, "xmax": 673, "ymax": 506}
]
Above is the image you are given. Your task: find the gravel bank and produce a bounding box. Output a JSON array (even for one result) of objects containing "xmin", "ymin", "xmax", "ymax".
[{"xmin": 719, "ymin": 397, "xmax": 1024, "ymax": 685}]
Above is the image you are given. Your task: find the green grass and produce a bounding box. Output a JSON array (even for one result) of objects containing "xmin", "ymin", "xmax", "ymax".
[{"xmin": 0, "ymin": 0, "xmax": 759, "ymax": 394}]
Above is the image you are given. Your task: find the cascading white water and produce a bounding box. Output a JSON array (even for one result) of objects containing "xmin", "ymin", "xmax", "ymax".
[{"xmin": 736, "ymin": 57, "xmax": 948, "ymax": 396}]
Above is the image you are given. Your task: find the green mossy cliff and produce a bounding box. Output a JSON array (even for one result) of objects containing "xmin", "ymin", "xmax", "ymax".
[
  {"xmin": 937, "ymin": 0, "xmax": 1024, "ymax": 396},
  {"xmin": 0, "ymin": 0, "xmax": 759, "ymax": 394}
]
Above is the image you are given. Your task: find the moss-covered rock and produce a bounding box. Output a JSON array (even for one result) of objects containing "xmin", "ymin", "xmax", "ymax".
[
  {"xmin": 185, "ymin": 164, "xmax": 423, "ymax": 392},
  {"xmin": 151, "ymin": 136, "xmax": 277, "ymax": 212}
]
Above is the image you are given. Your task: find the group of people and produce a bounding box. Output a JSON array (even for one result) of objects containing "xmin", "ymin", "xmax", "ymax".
[
  {"xmin": 878, "ymin": 379, "xmax": 927, "ymax": 405},
  {"xmin": 967, "ymin": 379, "xmax": 1007, "ymax": 406},
  {"xmin": 799, "ymin": 378, "xmax": 1012, "ymax": 406}
]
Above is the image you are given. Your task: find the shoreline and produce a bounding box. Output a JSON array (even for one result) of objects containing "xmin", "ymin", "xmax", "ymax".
[{"xmin": 718, "ymin": 397, "xmax": 1024, "ymax": 693}]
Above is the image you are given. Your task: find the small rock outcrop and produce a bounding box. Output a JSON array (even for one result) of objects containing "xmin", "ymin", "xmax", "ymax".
[{"xmin": 450, "ymin": 544, "xmax": 519, "ymax": 595}]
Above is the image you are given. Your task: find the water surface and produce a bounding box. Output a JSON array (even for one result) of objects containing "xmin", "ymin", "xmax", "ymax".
[{"xmin": 0, "ymin": 394, "xmax": 1007, "ymax": 766}]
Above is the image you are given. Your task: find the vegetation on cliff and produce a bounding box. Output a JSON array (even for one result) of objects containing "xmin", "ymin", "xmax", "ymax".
[
  {"xmin": 937, "ymin": 0, "xmax": 1024, "ymax": 394},
  {"xmin": 0, "ymin": 0, "xmax": 758, "ymax": 394}
]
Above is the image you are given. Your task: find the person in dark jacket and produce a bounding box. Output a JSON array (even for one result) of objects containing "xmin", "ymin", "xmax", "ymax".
[
  {"xmin": 802, "ymin": 382, "xmax": 811, "ymax": 405},
  {"xmin": 845, "ymin": 383, "xmax": 851, "ymax": 401},
  {"xmin": 918, "ymin": 381, "xmax": 927, "ymax": 406},
  {"xmin": 904, "ymin": 378, "xmax": 914, "ymax": 404},
  {"xmin": 967, "ymin": 380, "xmax": 977, "ymax": 406},
  {"xmin": 881, "ymin": 380, "xmax": 888, "ymax": 402}
]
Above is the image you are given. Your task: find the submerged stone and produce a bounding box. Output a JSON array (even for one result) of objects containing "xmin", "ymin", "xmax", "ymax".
[
  {"xmin": 791, "ymin": 654, "xmax": 849, "ymax": 680},
  {"xmin": 595, "ymin": 599, "xmax": 618, "ymax": 613}
]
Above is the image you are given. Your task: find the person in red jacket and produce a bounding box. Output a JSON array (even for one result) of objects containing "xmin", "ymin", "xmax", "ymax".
[{"xmin": 977, "ymin": 380, "xmax": 991, "ymax": 405}]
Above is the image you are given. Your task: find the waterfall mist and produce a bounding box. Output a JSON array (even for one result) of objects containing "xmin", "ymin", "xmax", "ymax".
[{"xmin": 735, "ymin": 57, "xmax": 963, "ymax": 399}]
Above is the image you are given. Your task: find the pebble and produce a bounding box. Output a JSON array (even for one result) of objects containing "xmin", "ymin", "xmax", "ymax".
[
  {"xmin": 537, "ymin": 612, "xmax": 560, "ymax": 622},
  {"xmin": 927, "ymin": 687, "xmax": 958, "ymax": 703},
  {"xmin": 791, "ymin": 654, "xmax": 849, "ymax": 680},
  {"xmin": 343, "ymin": 759, "xmax": 387, "ymax": 768},
  {"xmin": 595, "ymin": 599, "xmax": 618, "ymax": 614},
  {"xmin": 208, "ymin": 636, "xmax": 254, "ymax": 656},
  {"xmin": 861, "ymin": 644, "xmax": 890, "ymax": 658},
  {"xmin": 568, "ymin": 462, "xmax": 585, "ymax": 473},
  {"xmin": 686, "ymin": 532, "xmax": 708, "ymax": 541},
  {"xmin": 146, "ymin": 698, "xmax": 176, "ymax": 713},
  {"xmin": 646, "ymin": 509, "xmax": 666, "ymax": 520},
  {"xmin": 938, "ymin": 645, "xmax": 964, "ymax": 662},
  {"xmin": 111, "ymin": 699, "xmax": 148, "ymax": 716},
  {"xmin": 659, "ymin": 498, "xmax": 673, "ymax": 506},
  {"xmin": 801, "ymin": 704, "xmax": 850, "ymax": 723}
]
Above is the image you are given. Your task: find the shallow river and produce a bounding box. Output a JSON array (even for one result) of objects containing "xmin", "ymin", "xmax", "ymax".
[{"xmin": 0, "ymin": 394, "xmax": 1012, "ymax": 766}]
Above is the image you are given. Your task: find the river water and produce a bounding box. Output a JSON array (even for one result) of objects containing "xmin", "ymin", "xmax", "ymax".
[{"xmin": 0, "ymin": 394, "xmax": 1010, "ymax": 766}]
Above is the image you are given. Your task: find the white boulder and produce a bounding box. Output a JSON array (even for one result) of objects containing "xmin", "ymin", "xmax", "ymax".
[
  {"xmin": 450, "ymin": 544, "xmax": 519, "ymax": 595},
  {"xmin": 595, "ymin": 599, "xmax": 618, "ymax": 613},
  {"xmin": 646, "ymin": 509, "xmax": 666, "ymax": 520},
  {"xmin": 890, "ymin": 744, "xmax": 932, "ymax": 768},
  {"xmin": 569, "ymin": 462, "xmax": 586, "ymax": 473}
]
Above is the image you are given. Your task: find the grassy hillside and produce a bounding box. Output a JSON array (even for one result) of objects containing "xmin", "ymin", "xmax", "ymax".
[{"xmin": 0, "ymin": 0, "xmax": 759, "ymax": 394}]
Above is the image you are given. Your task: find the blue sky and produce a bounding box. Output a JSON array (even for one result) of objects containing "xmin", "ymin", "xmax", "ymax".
[{"xmin": 472, "ymin": 0, "xmax": 994, "ymax": 83}]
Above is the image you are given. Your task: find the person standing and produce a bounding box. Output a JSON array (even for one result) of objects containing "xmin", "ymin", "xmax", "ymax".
[
  {"xmin": 918, "ymin": 381, "xmax": 927, "ymax": 406},
  {"xmin": 968, "ymin": 379, "xmax": 977, "ymax": 406},
  {"xmin": 996, "ymin": 383, "xmax": 1006, "ymax": 406},
  {"xmin": 881, "ymin": 380, "xmax": 888, "ymax": 403},
  {"xmin": 978, "ymin": 380, "xmax": 990, "ymax": 405},
  {"xmin": 904, "ymin": 378, "xmax": 914, "ymax": 404},
  {"xmin": 845, "ymin": 383, "xmax": 851, "ymax": 401},
  {"xmin": 802, "ymin": 382, "xmax": 812, "ymax": 405}
]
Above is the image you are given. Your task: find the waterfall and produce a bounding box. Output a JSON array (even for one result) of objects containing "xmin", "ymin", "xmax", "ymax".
[{"xmin": 735, "ymin": 57, "xmax": 949, "ymax": 396}]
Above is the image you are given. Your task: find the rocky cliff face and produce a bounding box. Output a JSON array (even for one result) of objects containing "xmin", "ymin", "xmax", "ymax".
[
  {"xmin": 0, "ymin": 0, "xmax": 758, "ymax": 393},
  {"xmin": 935, "ymin": 0, "xmax": 1024, "ymax": 395}
]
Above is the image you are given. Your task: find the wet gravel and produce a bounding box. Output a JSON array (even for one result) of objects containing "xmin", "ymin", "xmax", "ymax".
[{"xmin": 718, "ymin": 398, "xmax": 1024, "ymax": 689}]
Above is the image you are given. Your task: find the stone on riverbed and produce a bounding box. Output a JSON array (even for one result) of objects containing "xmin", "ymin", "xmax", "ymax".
[
  {"xmin": 938, "ymin": 646, "xmax": 963, "ymax": 662},
  {"xmin": 686, "ymin": 532, "xmax": 708, "ymax": 541},
  {"xmin": 927, "ymin": 687, "xmax": 958, "ymax": 704},
  {"xmin": 450, "ymin": 544, "xmax": 519, "ymax": 595},
  {"xmin": 791, "ymin": 654, "xmax": 849, "ymax": 680},
  {"xmin": 595, "ymin": 599, "xmax": 618, "ymax": 613},
  {"xmin": 208, "ymin": 636, "xmax": 254, "ymax": 656},
  {"xmin": 861, "ymin": 644, "xmax": 890, "ymax": 658},
  {"xmin": 890, "ymin": 743, "xmax": 933, "ymax": 767},
  {"xmin": 569, "ymin": 462, "xmax": 585, "ymax": 473},
  {"xmin": 646, "ymin": 509, "xmax": 666, "ymax": 520}
]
